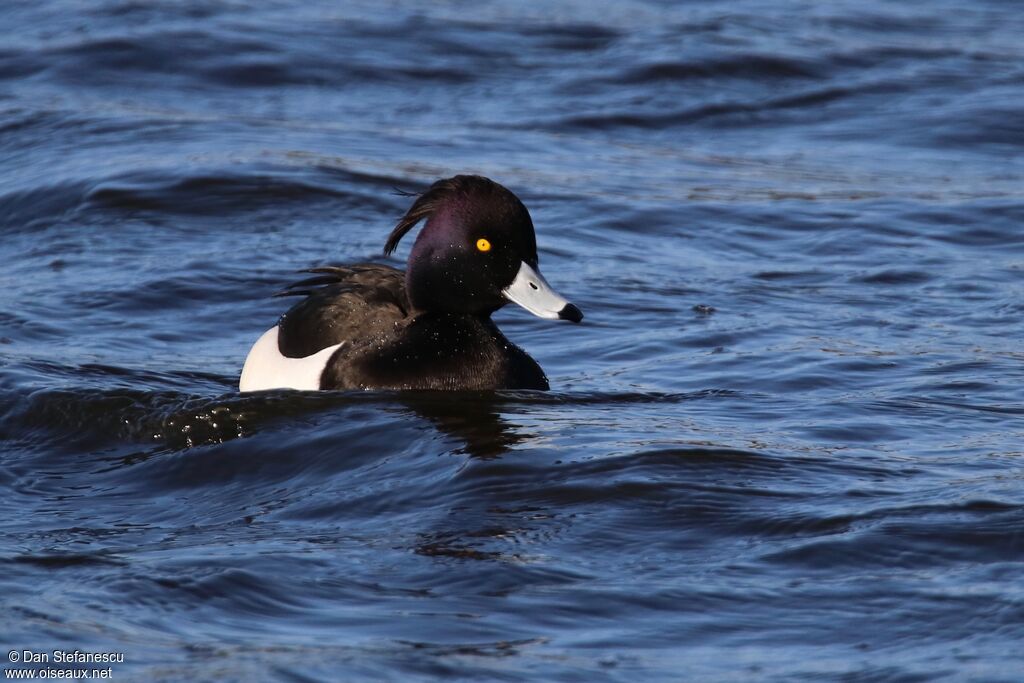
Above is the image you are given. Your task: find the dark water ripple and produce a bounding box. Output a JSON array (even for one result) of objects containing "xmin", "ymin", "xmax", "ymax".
[{"xmin": 3, "ymin": 0, "xmax": 1024, "ymax": 681}]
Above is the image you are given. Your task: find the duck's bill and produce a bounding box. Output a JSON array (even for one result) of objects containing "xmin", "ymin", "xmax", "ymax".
[{"xmin": 502, "ymin": 261, "xmax": 583, "ymax": 323}]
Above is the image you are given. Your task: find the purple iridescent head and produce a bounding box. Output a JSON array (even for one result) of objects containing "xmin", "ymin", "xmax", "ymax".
[{"xmin": 385, "ymin": 175, "xmax": 582, "ymax": 323}]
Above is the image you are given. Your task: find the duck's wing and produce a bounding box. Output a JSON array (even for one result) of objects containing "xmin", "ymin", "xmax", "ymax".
[{"xmin": 275, "ymin": 264, "xmax": 409, "ymax": 358}]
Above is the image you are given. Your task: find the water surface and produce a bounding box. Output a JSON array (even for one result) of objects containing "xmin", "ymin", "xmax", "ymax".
[{"xmin": 2, "ymin": 1, "xmax": 1023, "ymax": 681}]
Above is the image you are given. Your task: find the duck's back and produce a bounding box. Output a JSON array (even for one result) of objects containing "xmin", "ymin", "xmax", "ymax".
[
  {"xmin": 277, "ymin": 264, "xmax": 409, "ymax": 357},
  {"xmin": 239, "ymin": 265, "xmax": 408, "ymax": 392}
]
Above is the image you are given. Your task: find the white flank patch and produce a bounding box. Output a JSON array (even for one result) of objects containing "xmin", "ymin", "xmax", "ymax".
[{"xmin": 239, "ymin": 326, "xmax": 344, "ymax": 392}]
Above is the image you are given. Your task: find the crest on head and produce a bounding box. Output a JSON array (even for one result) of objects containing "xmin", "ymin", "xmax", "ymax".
[{"xmin": 384, "ymin": 175, "xmax": 536, "ymax": 261}]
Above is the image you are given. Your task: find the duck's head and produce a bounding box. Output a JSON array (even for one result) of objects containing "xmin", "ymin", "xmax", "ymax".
[{"xmin": 384, "ymin": 175, "xmax": 583, "ymax": 323}]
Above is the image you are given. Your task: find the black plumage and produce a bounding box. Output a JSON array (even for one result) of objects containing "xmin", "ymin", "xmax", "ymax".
[
  {"xmin": 243, "ymin": 174, "xmax": 580, "ymax": 391},
  {"xmin": 275, "ymin": 263, "xmax": 548, "ymax": 390}
]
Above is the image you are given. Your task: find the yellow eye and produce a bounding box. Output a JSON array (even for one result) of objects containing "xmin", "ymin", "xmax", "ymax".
[{"xmin": 476, "ymin": 238, "xmax": 491, "ymax": 252}]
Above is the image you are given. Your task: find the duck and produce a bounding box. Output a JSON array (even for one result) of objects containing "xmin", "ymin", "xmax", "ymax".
[{"xmin": 239, "ymin": 175, "xmax": 583, "ymax": 392}]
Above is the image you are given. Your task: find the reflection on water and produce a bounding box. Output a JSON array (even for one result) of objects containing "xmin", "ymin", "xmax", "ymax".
[{"xmin": 398, "ymin": 392, "xmax": 528, "ymax": 459}]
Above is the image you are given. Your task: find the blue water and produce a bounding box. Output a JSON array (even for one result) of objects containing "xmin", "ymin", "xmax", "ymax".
[{"xmin": 2, "ymin": 1, "xmax": 1023, "ymax": 681}]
